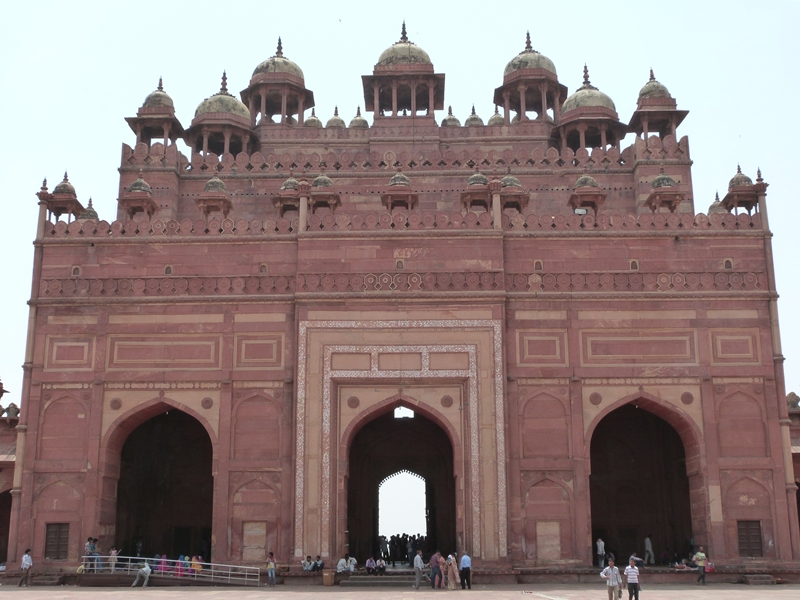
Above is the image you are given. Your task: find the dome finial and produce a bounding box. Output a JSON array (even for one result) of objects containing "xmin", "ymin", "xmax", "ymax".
[
  {"xmin": 715, "ymin": 191, "xmax": 720, "ymax": 202},
  {"xmin": 525, "ymin": 31, "xmax": 532, "ymax": 52},
  {"xmin": 448, "ymin": 106, "xmax": 453, "ymax": 116},
  {"xmin": 87, "ymin": 197, "xmax": 93, "ymax": 209},
  {"xmin": 737, "ymin": 164, "xmax": 742, "ymax": 174},
  {"xmin": 649, "ymin": 68, "xmax": 655, "ymax": 81},
  {"xmin": 41, "ymin": 177, "xmax": 48, "ymax": 191},
  {"xmin": 400, "ymin": 21, "xmax": 408, "ymax": 43},
  {"xmin": 158, "ymin": 76, "xmax": 163, "ymax": 91},
  {"xmin": 220, "ymin": 70, "xmax": 228, "ymax": 94},
  {"xmin": 311, "ymin": 108, "xmax": 316, "ymax": 117},
  {"xmin": 334, "ymin": 106, "xmax": 339, "ymax": 117},
  {"xmin": 356, "ymin": 106, "xmax": 362, "ymax": 116},
  {"xmin": 494, "ymin": 106, "xmax": 500, "ymax": 115},
  {"xmin": 471, "ymin": 105, "xmax": 476, "ymax": 116},
  {"xmin": 276, "ymin": 37, "xmax": 283, "ymax": 57},
  {"xmin": 583, "ymin": 64, "xmax": 591, "ymax": 87},
  {"xmin": 757, "ymin": 167, "xmax": 763, "ymax": 182},
  {"xmin": 63, "ymin": 171, "xmax": 69, "ymax": 182}
]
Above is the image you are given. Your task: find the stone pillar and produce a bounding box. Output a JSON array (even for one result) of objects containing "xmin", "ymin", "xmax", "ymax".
[
  {"xmin": 428, "ymin": 80, "xmax": 435, "ymax": 116},
  {"xmin": 202, "ymin": 128, "xmax": 209, "ymax": 155},
  {"xmin": 410, "ymin": 81, "xmax": 417, "ymax": 115},
  {"xmin": 299, "ymin": 196, "xmax": 309, "ymax": 232},
  {"xmin": 518, "ymin": 85, "xmax": 527, "ymax": 121},
  {"xmin": 260, "ymin": 90, "xmax": 267, "ymax": 125},
  {"xmin": 162, "ymin": 124, "xmax": 170, "ymax": 147},
  {"xmin": 297, "ymin": 96, "xmax": 305, "ymax": 125},
  {"xmin": 249, "ymin": 95, "xmax": 256, "ymax": 126},
  {"xmin": 373, "ymin": 83, "xmax": 381, "ymax": 117},
  {"xmin": 503, "ymin": 91, "xmax": 511, "ymax": 125},
  {"xmin": 553, "ymin": 94, "xmax": 561, "ymax": 123},
  {"xmin": 491, "ymin": 192, "xmax": 502, "ymax": 230},
  {"xmin": 391, "ymin": 82, "xmax": 398, "ymax": 116},
  {"xmin": 560, "ymin": 129, "xmax": 567, "ymax": 152},
  {"xmin": 578, "ymin": 124, "xmax": 587, "ymax": 151},
  {"xmin": 540, "ymin": 85, "xmax": 548, "ymax": 121},
  {"xmin": 600, "ymin": 125, "xmax": 607, "ymax": 149},
  {"xmin": 642, "ymin": 118, "xmax": 649, "ymax": 146},
  {"xmin": 281, "ymin": 89, "xmax": 288, "ymax": 124},
  {"xmin": 223, "ymin": 128, "xmax": 231, "ymax": 156}
]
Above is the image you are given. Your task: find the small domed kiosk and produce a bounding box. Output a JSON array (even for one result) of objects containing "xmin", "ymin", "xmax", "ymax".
[
  {"xmin": 125, "ymin": 77, "xmax": 185, "ymax": 147},
  {"xmin": 185, "ymin": 72, "xmax": 255, "ymax": 156}
]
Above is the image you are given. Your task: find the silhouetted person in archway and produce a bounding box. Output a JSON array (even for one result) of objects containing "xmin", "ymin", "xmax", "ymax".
[
  {"xmin": 596, "ymin": 538, "xmax": 605, "ymax": 568},
  {"xmin": 644, "ymin": 534, "xmax": 654, "ymax": 565}
]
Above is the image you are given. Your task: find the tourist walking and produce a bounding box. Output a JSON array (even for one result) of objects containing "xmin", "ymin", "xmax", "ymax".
[
  {"xmin": 266, "ymin": 552, "xmax": 277, "ymax": 586},
  {"xmin": 18, "ymin": 549, "xmax": 32, "ymax": 587},
  {"xmin": 692, "ymin": 546, "xmax": 707, "ymax": 585},
  {"xmin": 596, "ymin": 538, "xmax": 605, "ymax": 568},
  {"xmin": 600, "ymin": 558, "xmax": 623, "ymax": 600},
  {"xmin": 643, "ymin": 535, "xmax": 654, "ymax": 565},
  {"xmin": 623, "ymin": 558, "xmax": 640, "ymax": 600},
  {"xmin": 413, "ymin": 549, "xmax": 425, "ymax": 589},
  {"xmin": 460, "ymin": 551, "xmax": 472, "ymax": 589}
]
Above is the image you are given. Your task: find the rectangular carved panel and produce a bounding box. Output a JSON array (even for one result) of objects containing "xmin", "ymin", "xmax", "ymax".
[
  {"xmin": 516, "ymin": 330, "xmax": 568, "ymax": 366},
  {"xmin": 44, "ymin": 336, "xmax": 95, "ymax": 371},
  {"xmin": 580, "ymin": 330, "xmax": 697, "ymax": 366},
  {"xmin": 234, "ymin": 334, "xmax": 284, "ymax": 369},
  {"xmin": 107, "ymin": 335, "xmax": 221, "ymax": 370},
  {"xmin": 710, "ymin": 329, "xmax": 761, "ymax": 365}
]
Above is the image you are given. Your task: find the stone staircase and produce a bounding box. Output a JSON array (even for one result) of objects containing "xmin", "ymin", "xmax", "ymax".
[
  {"xmin": 339, "ymin": 570, "xmax": 419, "ymax": 588},
  {"xmin": 741, "ymin": 573, "xmax": 777, "ymax": 585}
]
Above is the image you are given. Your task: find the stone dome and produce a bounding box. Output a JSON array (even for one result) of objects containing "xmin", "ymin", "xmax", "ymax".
[
  {"xmin": 376, "ymin": 23, "xmax": 432, "ymax": 67},
  {"xmin": 562, "ymin": 66, "xmax": 616, "ymax": 113},
  {"xmin": 142, "ymin": 78, "xmax": 174, "ymax": 109},
  {"xmin": 651, "ymin": 168, "xmax": 676, "ymax": 188},
  {"xmin": 53, "ymin": 172, "xmax": 76, "ymax": 195},
  {"xmin": 312, "ymin": 173, "xmax": 333, "ymax": 188},
  {"xmin": 501, "ymin": 171, "xmax": 522, "ymax": 188},
  {"xmin": 708, "ymin": 192, "xmax": 727, "ymax": 214},
  {"xmin": 252, "ymin": 39, "xmax": 304, "ymax": 81},
  {"xmin": 504, "ymin": 32, "xmax": 557, "ymax": 77},
  {"xmin": 204, "ymin": 175, "xmax": 227, "ymax": 193},
  {"xmin": 389, "ymin": 168, "xmax": 411, "ymax": 187},
  {"xmin": 78, "ymin": 198, "xmax": 98, "ymax": 220},
  {"xmin": 326, "ymin": 107, "xmax": 346, "ymax": 128},
  {"xmin": 638, "ymin": 69, "xmax": 671, "ymax": 100},
  {"xmin": 574, "ymin": 174, "xmax": 599, "ymax": 189},
  {"xmin": 467, "ymin": 168, "xmax": 489, "ymax": 186},
  {"xmin": 280, "ymin": 174, "xmax": 299, "ymax": 191},
  {"xmin": 128, "ymin": 171, "xmax": 152, "ymax": 194},
  {"xmin": 304, "ymin": 108, "xmax": 323, "ymax": 128},
  {"xmin": 441, "ymin": 106, "xmax": 461, "ymax": 127},
  {"xmin": 729, "ymin": 165, "xmax": 753, "ymax": 188},
  {"xmin": 488, "ymin": 106, "xmax": 505, "ymax": 126},
  {"xmin": 195, "ymin": 72, "xmax": 250, "ymax": 120},
  {"xmin": 349, "ymin": 107, "xmax": 369, "ymax": 129},
  {"xmin": 464, "ymin": 106, "xmax": 484, "ymax": 127}
]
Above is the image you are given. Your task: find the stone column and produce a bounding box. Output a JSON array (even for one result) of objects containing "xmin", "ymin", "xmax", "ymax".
[
  {"xmin": 518, "ymin": 85, "xmax": 527, "ymax": 121},
  {"xmin": 391, "ymin": 82, "xmax": 398, "ymax": 116},
  {"xmin": 428, "ymin": 80, "xmax": 435, "ymax": 115},
  {"xmin": 373, "ymin": 83, "xmax": 381, "ymax": 117},
  {"xmin": 223, "ymin": 128, "xmax": 231, "ymax": 156},
  {"xmin": 503, "ymin": 91, "xmax": 511, "ymax": 125},
  {"xmin": 297, "ymin": 96, "xmax": 305, "ymax": 125},
  {"xmin": 410, "ymin": 80, "xmax": 417, "ymax": 115},
  {"xmin": 281, "ymin": 89, "xmax": 288, "ymax": 124},
  {"xmin": 540, "ymin": 85, "xmax": 548, "ymax": 121},
  {"xmin": 260, "ymin": 90, "xmax": 267, "ymax": 125},
  {"xmin": 642, "ymin": 117, "xmax": 649, "ymax": 146},
  {"xmin": 162, "ymin": 124, "xmax": 170, "ymax": 147},
  {"xmin": 299, "ymin": 196, "xmax": 309, "ymax": 232},
  {"xmin": 202, "ymin": 128, "xmax": 209, "ymax": 156},
  {"xmin": 249, "ymin": 95, "xmax": 256, "ymax": 127},
  {"xmin": 577, "ymin": 124, "xmax": 587, "ymax": 151},
  {"xmin": 600, "ymin": 125, "xmax": 607, "ymax": 149}
]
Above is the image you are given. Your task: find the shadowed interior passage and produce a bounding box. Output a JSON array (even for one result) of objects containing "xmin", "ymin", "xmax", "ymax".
[
  {"xmin": 115, "ymin": 409, "xmax": 213, "ymax": 559},
  {"xmin": 590, "ymin": 404, "xmax": 693, "ymax": 562},
  {"xmin": 347, "ymin": 408, "xmax": 455, "ymax": 562}
]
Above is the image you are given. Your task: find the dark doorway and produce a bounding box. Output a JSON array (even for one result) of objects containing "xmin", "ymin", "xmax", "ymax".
[
  {"xmin": 347, "ymin": 407, "xmax": 455, "ymax": 562},
  {"xmin": 0, "ymin": 490, "xmax": 10, "ymax": 563},
  {"xmin": 115, "ymin": 409, "xmax": 213, "ymax": 560},
  {"xmin": 590, "ymin": 404, "xmax": 692, "ymax": 562}
]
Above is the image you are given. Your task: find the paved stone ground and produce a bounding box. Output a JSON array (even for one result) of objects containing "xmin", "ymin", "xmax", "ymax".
[{"xmin": 0, "ymin": 584, "xmax": 798, "ymax": 599}]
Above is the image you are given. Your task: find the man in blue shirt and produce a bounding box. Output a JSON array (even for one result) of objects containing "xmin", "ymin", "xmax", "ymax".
[{"xmin": 459, "ymin": 551, "xmax": 472, "ymax": 589}]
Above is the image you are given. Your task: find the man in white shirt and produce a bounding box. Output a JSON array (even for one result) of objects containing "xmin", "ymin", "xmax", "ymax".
[
  {"xmin": 376, "ymin": 557, "xmax": 386, "ymax": 575},
  {"xmin": 413, "ymin": 549, "xmax": 425, "ymax": 589},
  {"xmin": 596, "ymin": 538, "xmax": 605, "ymax": 568},
  {"xmin": 131, "ymin": 561, "xmax": 151, "ymax": 588},
  {"xmin": 18, "ymin": 549, "xmax": 33, "ymax": 587},
  {"xmin": 623, "ymin": 558, "xmax": 640, "ymax": 600},
  {"xmin": 336, "ymin": 555, "xmax": 349, "ymax": 573},
  {"xmin": 302, "ymin": 555, "xmax": 314, "ymax": 571},
  {"xmin": 347, "ymin": 555, "xmax": 357, "ymax": 571},
  {"xmin": 600, "ymin": 558, "xmax": 622, "ymax": 600}
]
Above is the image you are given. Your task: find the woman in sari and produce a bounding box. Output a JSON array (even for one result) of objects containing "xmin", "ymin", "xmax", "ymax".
[
  {"xmin": 192, "ymin": 556, "xmax": 203, "ymax": 575},
  {"xmin": 175, "ymin": 555, "xmax": 185, "ymax": 577},
  {"xmin": 159, "ymin": 555, "xmax": 169, "ymax": 574},
  {"xmin": 438, "ymin": 553, "xmax": 446, "ymax": 588},
  {"xmin": 446, "ymin": 554, "xmax": 460, "ymax": 590}
]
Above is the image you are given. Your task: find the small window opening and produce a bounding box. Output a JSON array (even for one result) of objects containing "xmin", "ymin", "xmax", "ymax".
[
  {"xmin": 724, "ymin": 259, "xmax": 733, "ymax": 270},
  {"xmin": 259, "ymin": 264, "xmax": 268, "ymax": 274},
  {"xmin": 71, "ymin": 266, "xmax": 80, "ymax": 277},
  {"xmin": 164, "ymin": 265, "xmax": 172, "ymax": 275},
  {"xmin": 630, "ymin": 260, "xmax": 639, "ymax": 271},
  {"xmin": 396, "ymin": 260, "xmax": 404, "ymax": 270},
  {"xmin": 534, "ymin": 260, "xmax": 543, "ymax": 271},
  {"xmin": 394, "ymin": 406, "xmax": 414, "ymax": 419}
]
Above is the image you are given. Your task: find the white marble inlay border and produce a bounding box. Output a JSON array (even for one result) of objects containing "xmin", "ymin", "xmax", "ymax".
[{"xmin": 294, "ymin": 320, "xmax": 506, "ymax": 559}]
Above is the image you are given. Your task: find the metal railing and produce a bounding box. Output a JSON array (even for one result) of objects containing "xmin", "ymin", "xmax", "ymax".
[{"xmin": 81, "ymin": 555, "xmax": 261, "ymax": 587}]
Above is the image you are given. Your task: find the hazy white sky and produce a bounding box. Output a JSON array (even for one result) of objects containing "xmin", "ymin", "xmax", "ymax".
[
  {"xmin": 1, "ymin": 0, "xmax": 798, "ymax": 408},
  {"xmin": 379, "ymin": 471, "xmax": 427, "ymax": 539}
]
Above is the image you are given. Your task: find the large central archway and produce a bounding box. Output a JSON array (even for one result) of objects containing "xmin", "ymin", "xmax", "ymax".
[
  {"xmin": 589, "ymin": 403, "xmax": 693, "ymax": 561},
  {"xmin": 114, "ymin": 409, "xmax": 213, "ymax": 559},
  {"xmin": 346, "ymin": 405, "xmax": 456, "ymax": 562}
]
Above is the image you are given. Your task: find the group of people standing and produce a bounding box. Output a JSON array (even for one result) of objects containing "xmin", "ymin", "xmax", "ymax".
[
  {"xmin": 412, "ymin": 549, "xmax": 471, "ymax": 591},
  {"xmin": 378, "ymin": 533, "xmax": 427, "ymax": 566}
]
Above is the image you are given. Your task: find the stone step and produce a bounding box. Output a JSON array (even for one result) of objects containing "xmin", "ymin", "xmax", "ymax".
[
  {"xmin": 340, "ymin": 574, "xmax": 421, "ymax": 588},
  {"xmin": 742, "ymin": 574, "xmax": 777, "ymax": 585}
]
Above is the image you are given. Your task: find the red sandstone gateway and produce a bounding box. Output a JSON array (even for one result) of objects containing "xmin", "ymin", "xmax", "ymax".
[{"xmin": 6, "ymin": 25, "xmax": 799, "ymax": 580}]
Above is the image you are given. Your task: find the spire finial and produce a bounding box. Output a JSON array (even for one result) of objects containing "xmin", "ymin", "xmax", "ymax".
[
  {"xmin": 448, "ymin": 106, "xmax": 453, "ymax": 116},
  {"xmin": 276, "ymin": 37, "xmax": 283, "ymax": 57},
  {"xmin": 715, "ymin": 191, "xmax": 720, "ymax": 202},
  {"xmin": 63, "ymin": 171, "xmax": 69, "ymax": 182},
  {"xmin": 737, "ymin": 164, "xmax": 742, "ymax": 174},
  {"xmin": 311, "ymin": 108, "xmax": 316, "ymax": 117},
  {"xmin": 158, "ymin": 76, "xmax": 163, "ymax": 91},
  {"xmin": 757, "ymin": 167, "xmax": 763, "ymax": 182},
  {"xmin": 649, "ymin": 68, "xmax": 655, "ymax": 82},
  {"xmin": 400, "ymin": 21, "xmax": 408, "ymax": 43},
  {"xmin": 471, "ymin": 105, "xmax": 476, "ymax": 116},
  {"xmin": 334, "ymin": 106, "xmax": 339, "ymax": 117},
  {"xmin": 41, "ymin": 178, "xmax": 48, "ymax": 190},
  {"xmin": 356, "ymin": 106, "xmax": 362, "ymax": 116},
  {"xmin": 87, "ymin": 197, "xmax": 93, "ymax": 209},
  {"xmin": 525, "ymin": 31, "xmax": 532, "ymax": 52},
  {"xmin": 494, "ymin": 105, "xmax": 500, "ymax": 115},
  {"xmin": 220, "ymin": 70, "xmax": 228, "ymax": 94},
  {"xmin": 583, "ymin": 64, "xmax": 590, "ymax": 86}
]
